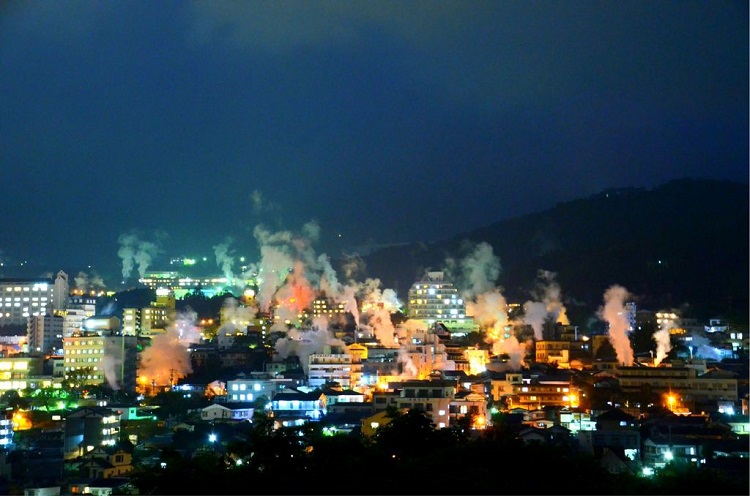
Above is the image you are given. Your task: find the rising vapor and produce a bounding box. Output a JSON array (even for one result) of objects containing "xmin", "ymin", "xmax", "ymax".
[
  {"xmin": 117, "ymin": 231, "xmax": 164, "ymax": 281},
  {"xmin": 599, "ymin": 285, "xmax": 634, "ymax": 366}
]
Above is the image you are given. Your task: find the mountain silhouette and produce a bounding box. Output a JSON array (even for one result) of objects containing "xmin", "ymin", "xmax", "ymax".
[{"xmin": 345, "ymin": 178, "xmax": 749, "ymax": 326}]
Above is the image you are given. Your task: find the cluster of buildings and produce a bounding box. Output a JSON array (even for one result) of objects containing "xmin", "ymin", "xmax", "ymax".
[{"xmin": 0, "ymin": 269, "xmax": 747, "ymax": 493}]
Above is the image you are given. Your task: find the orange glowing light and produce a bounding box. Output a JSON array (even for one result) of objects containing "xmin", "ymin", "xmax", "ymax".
[
  {"xmin": 473, "ymin": 415, "xmax": 486, "ymax": 429},
  {"xmin": 12, "ymin": 412, "xmax": 32, "ymax": 431}
]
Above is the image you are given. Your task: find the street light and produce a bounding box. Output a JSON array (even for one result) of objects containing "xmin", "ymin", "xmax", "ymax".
[{"xmin": 208, "ymin": 433, "xmax": 217, "ymax": 443}]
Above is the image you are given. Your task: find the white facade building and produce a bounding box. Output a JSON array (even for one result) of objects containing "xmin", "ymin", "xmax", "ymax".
[
  {"xmin": 27, "ymin": 312, "xmax": 64, "ymax": 354},
  {"xmin": 226, "ymin": 373, "xmax": 295, "ymax": 403},
  {"xmin": 0, "ymin": 277, "xmax": 54, "ymax": 328},
  {"xmin": 407, "ymin": 271, "xmax": 474, "ymax": 332},
  {"xmin": 308, "ymin": 347, "xmax": 361, "ymax": 389}
]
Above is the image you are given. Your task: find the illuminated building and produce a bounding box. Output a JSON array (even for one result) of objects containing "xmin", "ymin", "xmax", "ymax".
[
  {"xmin": 217, "ymin": 303, "xmax": 266, "ymax": 349},
  {"xmin": 0, "ymin": 276, "xmax": 55, "ymax": 328},
  {"xmin": 347, "ymin": 343, "xmax": 368, "ymax": 362},
  {"xmin": 312, "ymin": 296, "xmax": 347, "ymax": 319},
  {"xmin": 270, "ymin": 388, "xmax": 327, "ymax": 422},
  {"xmin": 0, "ymin": 411, "xmax": 13, "ymax": 447},
  {"xmin": 625, "ymin": 302, "xmax": 637, "ymax": 331},
  {"xmin": 63, "ymin": 406, "xmax": 121, "ymax": 459},
  {"xmin": 406, "ymin": 272, "xmax": 475, "ymax": 333},
  {"xmin": 360, "ymin": 409, "xmax": 393, "ymax": 437},
  {"xmin": 308, "ymin": 345, "xmax": 361, "ymax": 389},
  {"xmin": 83, "ymin": 315, "xmax": 121, "ymax": 334},
  {"xmin": 27, "ymin": 312, "xmax": 64, "ymax": 354},
  {"xmin": 56, "ymin": 306, "xmax": 96, "ymax": 338},
  {"xmin": 450, "ymin": 389, "xmax": 489, "ymax": 429},
  {"xmin": 226, "ymin": 372, "xmax": 296, "ymax": 402},
  {"xmin": 401, "ymin": 331, "xmax": 449, "ymax": 378},
  {"xmin": 139, "ymin": 270, "xmax": 257, "ymax": 298},
  {"xmin": 63, "ymin": 331, "xmax": 106, "ymax": 386},
  {"xmin": 0, "ymin": 355, "xmax": 43, "ymax": 391},
  {"xmin": 123, "ymin": 289, "xmax": 174, "ymax": 337},
  {"xmin": 589, "ymin": 408, "xmax": 641, "ymax": 465},
  {"xmin": 615, "ymin": 365, "xmax": 738, "ymax": 412},
  {"xmin": 705, "ymin": 318, "xmax": 729, "ymax": 333},
  {"xmin": 76, "ymin": 446, "xmax": 133, "ymax": 479},
  {"xmin": 372, "ymin": 376, "xmax": 458, "ymax": 428},
  {"xmin": 103, "ymin": 335, "xmax": 138, "ymax": 393},
  {"xmin": 201, "ymin": 403, "xmax": 254, "ymax": 421},
  {"xmin": 63, "ymin": 330, "xmax": 140, "ymax": 391},
  {"xmin": 535, "ymin": 340, "xmax": 571, "ymax": 368},
  {"xmin": 489, "ymin": 370, "xmax": 580, "ymax": 411}
]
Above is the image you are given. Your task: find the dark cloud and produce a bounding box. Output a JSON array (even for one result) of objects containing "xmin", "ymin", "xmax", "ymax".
[{"xmin": 0, "ymin": 0, "xmax": 746, "ymax": 277}]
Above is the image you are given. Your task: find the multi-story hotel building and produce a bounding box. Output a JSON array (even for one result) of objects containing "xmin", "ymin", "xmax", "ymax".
[
  {"xmin": 406, "ymin": 271, "xmax": 475, "ymax": 333},
  {"xmin": 63, "ymin": 331, "xmax": 106, "ymax": 386},
  {"xmin": 0, "ymin": 271, "xmax": 69, "ymax": 329}
]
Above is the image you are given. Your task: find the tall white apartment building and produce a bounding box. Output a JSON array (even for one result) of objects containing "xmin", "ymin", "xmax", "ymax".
[
  {"xmin": 407, "ymin": 271, "xmax": 474, "ymax": 333},
  {"xmin": 27, "ymin": 312, "xmax": 64, "ymax": 354}
]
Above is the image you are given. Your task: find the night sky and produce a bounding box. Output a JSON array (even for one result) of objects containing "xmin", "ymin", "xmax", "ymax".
[{"xmin": 1, "ymin": 0, "xmax": 747, "ymax": 280}]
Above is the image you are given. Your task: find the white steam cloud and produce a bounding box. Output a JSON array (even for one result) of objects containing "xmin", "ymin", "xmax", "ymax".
[
  {"xmin": 653, "ymin": 313, "xmax": 673, "ymax": 366},
  {"xmin": 117, "ymin": 231, "xmax": 163, "ymax": 282},
  {"xmin": 599, "ymin": 285, "xmax": 634, "ymax": 366}
]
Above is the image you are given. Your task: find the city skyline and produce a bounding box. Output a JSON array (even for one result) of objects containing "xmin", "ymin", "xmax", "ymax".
[{"xmin": 1, "ymin": 1, "xmax": 747, "ymax": 276}]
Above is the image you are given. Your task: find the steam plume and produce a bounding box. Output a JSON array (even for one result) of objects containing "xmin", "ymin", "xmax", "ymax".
[
  {"xmin": 599, "ymin": 285, "xmax": 634, "ymax": 366},
  {"xmin": 139, "ymin": 309, "xmax": 197, "ymax": 387},
  {"xmin": 213, "ymin": 238, "xmax": 236, "ymax": 287},
  {"xmin": 653, "ymin": 313, "xmax": 673, "ymax": 366},
  {"xmin": 74, "ymin": 271, "xmax": 106, "ymax": 293},
  {"xmin": 117, "ymin": 231, "xmax": 163, "ymax": 281}
]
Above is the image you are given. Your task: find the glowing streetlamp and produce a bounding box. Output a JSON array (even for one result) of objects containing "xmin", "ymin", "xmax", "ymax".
[{"xmin": 208, "ymin": 433, "xmax": 217, "ymax": 443}]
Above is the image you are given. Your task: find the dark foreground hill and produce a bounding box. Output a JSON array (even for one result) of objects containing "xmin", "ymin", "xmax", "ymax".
[{"xmin": 350, "ymin": 178, "xmax": 749, "ymax": 326}]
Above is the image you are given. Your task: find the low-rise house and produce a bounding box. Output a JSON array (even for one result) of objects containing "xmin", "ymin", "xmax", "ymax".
[
  {"xmin": 83, "ymin": 477, "xmax": 137, "ymax": 496},
  {"xmin": 360, "ymin": 410, "xmax": 396, "ymax": 438},
  {"xmin": 225, "ymin": 372, "xmax": 297, "ymax": 403},
  {"xmin": 590, "ymin": 408, "xmax": 641, "ymax": 464},
  {"xmin": 270, "ymin": 389, "xmax": 326, "ymax": 421},
  {"xmin": 599, "ymin": 447, "xmax": 637, "ymax": 475},
  {"xmin": 449, "ymin": 390, "xmax": 489, "ymax": 429},
  {"xmin": 322, "ymin": 388, "xmax": 365, "ymax": 406},
  {"xmin": 73, "ymin": 445, "xmax": 133, "ymax": 479},
  {"xmin": 372, "ymin": 377, "xmax": 457, "ymax": 429},
  {"xmin": 200, "ymin": 402, "xmax": 254, "ymax": 421}
]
